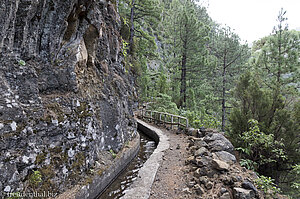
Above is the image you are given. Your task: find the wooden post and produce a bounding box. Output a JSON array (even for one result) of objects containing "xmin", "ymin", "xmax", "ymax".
[
  {"xmin": 186, "ymin": 118, "xmax": 188, "ymax": 128},
  {"xmin": 159, "ymin": 113, "xmax": 162, "ymax": 124},
  {"xmin": 171, "ymin": 115, "xmax": 173, "ymax": 129},
  {"xmin": 150, "ymin": 111, "xmax": 153, "ymax": 122},
  {"xmin": 164, "ymin": 113, "xmax": 166, "ymax": 127}
]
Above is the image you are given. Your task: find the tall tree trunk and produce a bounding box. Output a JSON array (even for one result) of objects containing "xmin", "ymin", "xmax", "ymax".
[
  {"xmin": 129, "ymin": 0, "xmax": 135, "ymax": 53},
  {"xmin": 221, "ymin": 63, "xmax": 226, "ymax": 131},
  {"xmin": 180, "ymin": 47, "xmax": 187, "ymax": 108}
]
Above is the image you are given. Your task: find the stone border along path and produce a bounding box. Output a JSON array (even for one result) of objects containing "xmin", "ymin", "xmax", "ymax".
[{"xmin": 120, "ymin": 118, "xmax": 170, "ymax": 199}]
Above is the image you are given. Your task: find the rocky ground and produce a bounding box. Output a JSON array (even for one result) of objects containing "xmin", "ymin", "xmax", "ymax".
[{"xmin": 147, "ymin": 124, "xmax": 288, "ymax": 199}]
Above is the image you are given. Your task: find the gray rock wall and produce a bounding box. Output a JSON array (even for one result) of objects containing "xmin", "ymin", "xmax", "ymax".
[{"xmin": 0, "ymin": 0, "xmax": 137, "ymax": 196}]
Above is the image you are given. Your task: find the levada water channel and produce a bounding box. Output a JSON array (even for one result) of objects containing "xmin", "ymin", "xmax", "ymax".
[{"xmin": 97, "ymin": 131, "xmax": 157, "ymax": 199}]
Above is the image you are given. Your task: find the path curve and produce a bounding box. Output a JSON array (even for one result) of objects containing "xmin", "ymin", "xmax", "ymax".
[{"xmin": 121, "ymin": 119, "xmax": 170, "ymax": 199}]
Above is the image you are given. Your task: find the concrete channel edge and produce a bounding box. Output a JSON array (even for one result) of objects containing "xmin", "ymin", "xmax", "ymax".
[
  {"xmin": 74, "ymin": 132, "xmax": 140, "ymax": 199},
  {"xmin": 120, "ymin": 118, "xmax": 170, "ymax": 199}
]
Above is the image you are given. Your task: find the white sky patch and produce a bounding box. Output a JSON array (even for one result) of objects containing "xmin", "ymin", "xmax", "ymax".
[{"xmin": 202, "ymin": 0, "xmax": 300, "ymax": 44}]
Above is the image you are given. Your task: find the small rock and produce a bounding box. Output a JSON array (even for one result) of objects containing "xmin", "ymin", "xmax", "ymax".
[
  {"xmin": 4, "ymin": 185, "xmax": 11, "ymax": 192},
  {"xmin": 199, "ymin": 176, "xmax": 208, "ymax": 185},
  {"xmin": 222, "ymin": 176, "xmax": 233, "ymax": 185},
  {"xmin": 195, "ymin": 157, "xmax": 210, "ymax": 167},
  {"xmin": 62, "ymin": 166, "xmax": 68, "ymax": 175},
  {"xmin": 194, "ymin": 184, "xmax": 204, "ymax": 195},
  {"xmin": 194, "ymin": 147, "xmax": 209, "ymax": 157},
  {"xmin": 186, "ymin": 128, "xmax": 198, "ymax": 136},
  {"xmin": 194, "ymin": 139, "xmax": 208, "ymax": 148},
  {"xmin": 199, "ymin": 127, "xmax": 206, "ymax": 132},
  {"xmin": 187, "ymin": 181, "xmax": 196, "ymax": 188},
  {"xmin": 232, "ymin": 175, "xmax": 243, "ymax": 182},
  {"xmin": 52, "ymin": 119, "xmax": 58, "ymax": 126},
  {"xmin": 205, "ymin": 181, "xmax": 213, "ymax": 190},
  {"xmin": 68, "ymin": 148, "xmax": 75, "ymax": 158},
  {"xmin": 194, "ymin": 168, "xmax": 202, "ymax": 177},
  {"xmin": 220, "ymin": 192, "xmax": 231, "ymax": 199},
  {"xmin": 212, "ymin": 159, "xmax": 229, "ymax": 171},
  {"xmin": 189, "ymin": 146, "xmax": 198, "ymax": 153},
  {"xmin": 233, "ymin": 187, "xmax": 255, "ymax": 199},
  {"xmin": 242, "ymin": 180, "xmax": 258, "ymax": 196},
  {"xmin": 10, "ymin": 121, "xmax": 17, "ymax": 131},
  {"xmin": 220, "ymin": 187, "xmax": 228, "ymax": 194},
  {"xmin": 213, "ymin": 174, "xmax": 219, "ymax": 178},
  {"xmin": 186, "ymin": 156, "xmax": 194, "ymax": 164},
  {"xmin": 182, "ymin": 187, "xmax": 192, "ymax": 194},
  {"xmin": 176, "ymin": 144, "xmax": 180, "ymax": 149},
  {"xmin": 22, "ymin": 156, "xmax": 30, "ymax": 164}
]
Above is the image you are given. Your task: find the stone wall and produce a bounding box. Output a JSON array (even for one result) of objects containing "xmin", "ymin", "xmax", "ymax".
[
  {"xmin": 185, "ymin": 128, "xmax": 287, "ymax": 199},
  {"xmin": 0, "ymin": 0, "xmax": 137, "ymax": 196}
]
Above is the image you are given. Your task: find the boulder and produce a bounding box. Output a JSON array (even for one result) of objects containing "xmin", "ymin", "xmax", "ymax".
[
  {"xmin": 213, "ymin": 151, "xmax": 236, "ymax": 164},
  {"xmin": 204, "ymin": 133, "xmax": 235, "ymax": 154}
]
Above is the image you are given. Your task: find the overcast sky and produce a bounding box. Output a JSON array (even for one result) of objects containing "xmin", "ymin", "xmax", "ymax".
[{"xmin": 203, "ymin": 0, "xmax": 300, "ymax": 44}]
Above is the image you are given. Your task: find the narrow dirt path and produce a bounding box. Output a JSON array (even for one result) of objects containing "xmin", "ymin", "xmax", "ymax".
[{"xmin": 149, "ymin": 125, "xmax": 196, "ymax": 199}]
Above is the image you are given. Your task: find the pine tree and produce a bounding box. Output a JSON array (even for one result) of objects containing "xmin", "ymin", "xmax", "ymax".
[
  {"xmin": 208, "ymin": 25, "xmax": 249, "ymax": 131},
  {"xmin": 229, "ymin": 9, "xmax": 300, "ymax": 191},
  {"xmin": 163, "ymin": 0, "xmax": 209, "ymax": 108},
  {"xmin": 119, "ymin": 0, "xmax": 161, "ymax": 53},
  {"xmin": 251, "ymin": 9, "xmax": 300, "ymax": 139}
]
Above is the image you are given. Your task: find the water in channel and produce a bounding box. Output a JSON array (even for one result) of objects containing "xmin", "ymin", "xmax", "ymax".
[{"xmin": 98, "ymin": 131, "xmax": 157, "ymax": 199}]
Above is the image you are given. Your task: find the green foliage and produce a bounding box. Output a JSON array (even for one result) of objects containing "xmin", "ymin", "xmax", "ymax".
[
  {"xmin": 157, "ymin": 72, "xmax": 168, "ymax": 94},
  {"xmin": 180, "ymin": 109, "xmax": 220, "ymax": 129},
  {"xmin": 121, "ymin": 37, "xmax": 129, "ymax": 58},
  {"xmin": 228, "ymin": 13, "xmax": 300, "ymax": 195},
  {"xmin": 29, "ymin": 170, "xmax": 42, "ymax": 187},
  {"xmin": 252, "ymin": 9, "xmax": 300, "ymax": 93},
  {"xmin": 255, "ymin": 175, "xmax": 281, "ymax": 196},
  {"xmin": 239, "ymin": 159, "xmax": 258, "ymax": 171},
  {"xmin": 18, "ymin": 59, "xmax": 26, "ymax": 66},
  {"xmin": 149, "ymin": 93, "xmax": 179, "ymax": 114},
  {"xmin": 285, "ymin": 164, "xmax": 300, "ymax": 198},
  {"xmin": 236, "ymin": 119, "xmax": 286, "ymax": 171},
  {"xmin": 109, "ymin": 149, "xmax": 117, "ymax": 159},
  {"xmin": 291, "ymin": 164, "xmax": 300, "ymax": 189}
]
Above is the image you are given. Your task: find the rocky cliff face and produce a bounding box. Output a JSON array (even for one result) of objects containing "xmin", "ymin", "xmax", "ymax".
[{"xmin": 0, "ymin": 0, "xmax": 137, "ymax": 195}]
